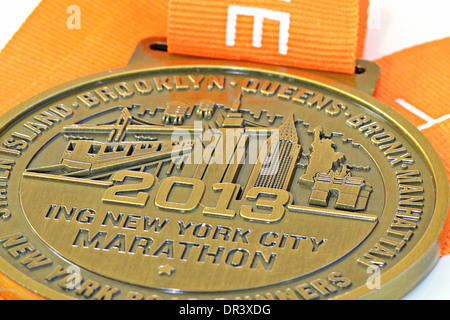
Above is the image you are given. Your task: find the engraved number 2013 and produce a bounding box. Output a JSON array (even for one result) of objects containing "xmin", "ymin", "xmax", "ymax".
[{"xmin": 102, "ymin": 170, "xmax": 292, "ymax": 223}]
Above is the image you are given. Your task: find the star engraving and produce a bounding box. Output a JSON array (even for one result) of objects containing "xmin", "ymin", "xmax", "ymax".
[{"xmin": 158, "ymin": 264, "xmax": 176, "ymax": 277}]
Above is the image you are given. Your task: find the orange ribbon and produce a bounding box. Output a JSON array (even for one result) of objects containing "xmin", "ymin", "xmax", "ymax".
[{"xmin": 168, "ymin": 0, "xmax": 368, "ymax": 73}]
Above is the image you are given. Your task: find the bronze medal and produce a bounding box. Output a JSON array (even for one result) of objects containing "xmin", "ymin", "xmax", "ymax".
[{"xmin": 0, "ymin": 39, "xmax": 447, "ymax": 300}]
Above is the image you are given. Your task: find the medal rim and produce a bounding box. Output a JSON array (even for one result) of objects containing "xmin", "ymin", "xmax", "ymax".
[{"xmin": 0, "ymin": 59, "xmax": 447, "ymax": 300}]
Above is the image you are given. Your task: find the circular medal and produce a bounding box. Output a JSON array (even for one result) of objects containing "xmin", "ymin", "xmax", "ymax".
[{"xmin": 0, "ymin": 44, "xmax": 447, "ymax": 300}]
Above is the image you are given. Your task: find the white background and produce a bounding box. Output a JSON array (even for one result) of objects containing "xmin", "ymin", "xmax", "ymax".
[{"xmin": 0, "ymin": 0, "xmax": 449, "ymax": 300}]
